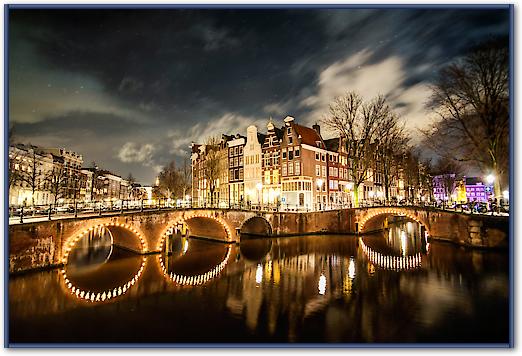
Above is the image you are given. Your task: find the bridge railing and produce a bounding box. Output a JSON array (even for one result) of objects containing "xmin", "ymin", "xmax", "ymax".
[{"xmin": 8, "ymin": 197, "xmax": 509, "ymax": 224}]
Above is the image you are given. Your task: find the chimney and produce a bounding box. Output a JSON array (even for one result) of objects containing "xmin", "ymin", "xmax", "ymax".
[{"xmin": 312, "ymin": 123, "xmax": 321, "ymax": 136}]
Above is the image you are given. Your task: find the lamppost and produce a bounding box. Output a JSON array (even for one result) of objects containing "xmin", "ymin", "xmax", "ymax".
[
  {"xmin": 317, "ymin": 179, "xmax": 324, "ymax": 211},
  {"xmin": 486, "ymin": 174, "xmax": 495, "ymax": 200},
  {"xmin": 346, "ymin": 182, "xmax": 353, "ymax": 208},
  {"xmin": 368, "ymin": 190, "xmax": 375, "ymax": 207},
  {"xmin": 256, "ymin": 182, "xmax": 263, "ymax": 210}
]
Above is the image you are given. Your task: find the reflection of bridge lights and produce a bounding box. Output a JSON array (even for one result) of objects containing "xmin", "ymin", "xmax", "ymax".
[
  {"xmin": 256, "ymin": 264, "xmax": 263, "ymax": 284},
  {"xmin": 62, "ymin": 256, "xmax": 146, "ymax": 303},
  {"xmin": 160, "ymin": 246, "xmax": 231, "ymax": 286},
  {"xmin": 63, "ymin": 223, "xmax": 148, "ymax": 264},
  {"xmin": 348, "ymin": 257, "xmax": 356, "ymax": 279},
  {"xmin": 158, "ymin": 214, "xmax": 233, "ymax": 251},
  {"xmin": 401, "ymin": 231, "xmax": 407, "ymax": 256},
  {"xmin": 318, "ymin": 274, "xmax": 326, "ymax": 295},
  {"xmin": 182, "ymin": 239, "xmax": 189, "ymax": 254},
  {"xmin": 359, "ymin": 238, "xmax": 422, "ymax": 271}
]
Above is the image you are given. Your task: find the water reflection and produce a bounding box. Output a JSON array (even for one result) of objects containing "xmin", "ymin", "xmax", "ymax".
[
  {"xmin": 66, "ymin": 225, "xmax": 113, "ymax": 272},
  {"xmin": 9, "ymin": 220, "xmax": 509, "ymax": 344},
  {"xmin": 160, "ymin": 237, "xmax": 232, "ymax": 286}
]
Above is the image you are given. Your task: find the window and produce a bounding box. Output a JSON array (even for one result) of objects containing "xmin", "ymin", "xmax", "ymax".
[
  {"xmin": 288, "ymin": 163, "xmax": 294, "ymax": 175},
  {"xmin": 289, "ymin": 137, "xmax": 293, "ymax": 145},
  {"xmin": 329, "ymin": 167, "xmax": 333, "ymax": 176},
  {"xmin": 239, "ymin": 156, "xmax": 243, "ymax": 166},
  {"xmin": 235, "ymin": 169, "xmax": 239, "ymax": 180},
  {"xmin": 273, "ymin": 170, "xmax": 279, "ymax": 184},
  {"xmin": 234, "ymin": 157, "xmax": 238, "ymax": 167},
  {"xmin": 334, "ymin": 168, "xmax": 338, "ymax": 176},
  {"xmin": 239, "ymin": 146, "xmax": 243, "ymax": 155},
  {"xmin": 315, "ymin": 153, "xmax": 320, "ymax": 161},
  {"xmin": 282, "ymin": 150, "xmax": 287, "ymax": 159},
  {"xmin": 282, "ymin": 164, "xmax": 287, "ymax": 176},
  {"xmin": 239, "ymin": 168, "xmax": 244, "ymax": 180},
  {"xmin": 321, "ymin": 154, "xmax": 326, "ymax": 162},
  {"xmin": 322, "ymin": 166, "xmax": 326, "ymax": 177},
  {"xmin": 265, "ymin": 171, "xmax": 270, "ymax": 185},
  {"xmin": 316, "ymin": 165, "xmax": 320, "ymax": 176},
  {"xmin": 289, "ymin": 150, "xmax": 294, "ymax": 160},
  {"xmin": 230, "ymin": 169, "xmax": 234, "ymax": 179},
  {"xmin": 295, "ymin": 161, "xmax": 300, "ymax": 175},
  {"xmin": 295, "ymin": 149, "xmax": 300, "ymax": 157}
]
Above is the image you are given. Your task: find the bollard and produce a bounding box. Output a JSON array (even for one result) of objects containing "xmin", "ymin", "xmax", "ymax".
[
  {"xmin": 141, "ymin": 199, "xmax": 144, "ymax": 212},
  {"xmin": 74, "ymin": 202, "xmax": 78, "ymax": 218},
  {"xmin": 20, "ymin": 207, "xmax": 24, "ymax": 224},
  {"xmin": 48, "ymin": 204, "xmax": 52, "ymax": 220}
]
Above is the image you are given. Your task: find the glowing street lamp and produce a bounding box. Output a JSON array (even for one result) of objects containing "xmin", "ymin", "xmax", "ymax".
[
  {"xmin": 503, "ymin": 190, "xmax": 509, "ymax": 200},
  {"xmin": 486, "ymin": 174, "xmax": 495, "ymax": 185},
  {"xmin": 317, "ymin": 179, "xmax": 324, "ymax": 211},
  {"xmin": 256, "ymin": 182, "xmax": 263, "ymax": 206}
]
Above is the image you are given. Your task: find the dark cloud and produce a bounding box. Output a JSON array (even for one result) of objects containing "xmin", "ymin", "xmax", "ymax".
[{"xmin": 8, "ymin": 7, "xmax": 510, "ymax": 184}]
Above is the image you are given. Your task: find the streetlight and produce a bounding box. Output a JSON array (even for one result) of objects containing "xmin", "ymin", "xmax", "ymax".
[
  {"xmin": 317, "ymin": 179, "xmax": 324, "ymax": 210},
  {"xmin": 486, "ymin": 174, "xmax": 495, "ymax": 184},
  {"xmin": 256, "ymin": 182, "xmax": 262, "ymax": 209}
]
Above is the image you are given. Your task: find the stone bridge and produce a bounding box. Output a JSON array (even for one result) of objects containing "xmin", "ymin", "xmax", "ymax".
[{"xmin": 8, "ymin": 207, "xmax": 508, "ymax": 273}]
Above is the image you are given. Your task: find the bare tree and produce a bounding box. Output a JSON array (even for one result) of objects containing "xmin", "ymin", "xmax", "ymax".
[
  {"xmin": 432, "ymin": 159, "xmax": 463, "ymax": 205},
  {"xmin": 376, "ymin": 114, "xmax": 409, "ymax": 202},
  {"xmin": 8, "ymin": 147, "xmax": 23, "ymax": 189},
  {"xmin": 89, "ymin": 161, "xmax": 103, "ymax": 201},
  {"xmin": 422, "ymin": 37, "xmax": 509, "ymax": 198},
  {"xmin": 125, "ymin": 173, "xmax": 136, "ymax": 199},
  {"xmin": 178, "ymin": 158, "xmax": 192, "ymax": 200},
  {"xmin": 158, "ymin": 161, "xmax": 179, "ymax": 199},
  {"xmin": 321, "ymin": 91, "xmax": 395, "ymax": 207},
  {"xmin": 45, "ymin": 166, "xmax": 68, "ymax": 206},
  {"xmin": 202, "ymin": 136, "xmax": 224, "ymax": 206},
  {"xmin": 19, "ymin": 147, "xmax": 44, "ymax": 207}
]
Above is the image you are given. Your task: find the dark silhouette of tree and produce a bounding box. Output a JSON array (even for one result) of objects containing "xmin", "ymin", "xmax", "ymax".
[
  {"xmin": 45, "ymin": 165, "xmax": 68, "ymax": 206},
  {"xmin": 422, "ymin": 37, "xmax": 509, "ymax": 198},
  {"xmin": 321, "ymin": 91, "xmax": 399, "ymax": 207}
]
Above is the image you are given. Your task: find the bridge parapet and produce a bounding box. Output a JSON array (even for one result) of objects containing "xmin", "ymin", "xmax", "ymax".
[{"xmin": 8, "ymin": 207, "xmax": 508, "ymax": 273}]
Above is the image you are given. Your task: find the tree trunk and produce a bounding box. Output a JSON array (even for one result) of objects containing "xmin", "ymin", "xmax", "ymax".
[{"xmin": 353, "ymin": 185, "xmax": 360, "ymax": 208}]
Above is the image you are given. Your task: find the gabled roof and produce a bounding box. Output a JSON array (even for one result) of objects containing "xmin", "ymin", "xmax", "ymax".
[
  {"xmin": 294, "ymin": 124, "xmax": 324, "ymax": 147},
  {"xmin": 324, "ymin": 138, "xmax": 340, "ymax": 152},
  {"xmin": 465, "ymin": 177, "xmax": 484, "ymax": 186},
  {"xmin": 257, "ymin": 132, "xmax": 267, "ymax": 144},
  {"xmin": 274, "ymin": 127, "xmax": 284, "ymax": 140}
]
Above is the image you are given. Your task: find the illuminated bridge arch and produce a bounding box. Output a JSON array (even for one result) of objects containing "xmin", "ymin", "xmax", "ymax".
[
  {"xmin": 62, "ymin": 222, "xmax": 148, "ymax": 264},
  {"xmin": 357, "ymin": 207, "xmax": 430, "ymax": 236},
  {"xmin": 239, "ymin": 216, "xmax": 272, "ymax": 237},
  {"xmin": 156, "ymin": 212, "xmax": 234, "ymax": 251},
  {"xmin": 158, "ymin": 246, "xmax": 232, "ymax": 286}
]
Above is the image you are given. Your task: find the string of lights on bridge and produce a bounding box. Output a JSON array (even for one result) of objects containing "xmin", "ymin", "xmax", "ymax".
[
  {"xmin": 159, "ymin": 246, "xmax": 232, "ymax": 286},
  {"xmin": 62, "ymin": 222, "xmax": 149, "ymax": 264},
  {"xmin": 359, "ymin": 238, "xmax": 422, "ymax": 271},
  {"xmin": 156, "ymin": 213, "xmax": 233, "ymax": 251},
  {"xmin": 61, "ymin": 256, "xmax": 146, "ymax": 303}
]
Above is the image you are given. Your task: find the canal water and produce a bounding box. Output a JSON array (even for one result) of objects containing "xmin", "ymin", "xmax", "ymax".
[{"xmin": 9, "ymin": 220, "xmax": 509, "ymax": 344}]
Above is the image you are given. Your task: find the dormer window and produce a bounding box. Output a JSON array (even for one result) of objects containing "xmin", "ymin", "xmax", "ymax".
[
  {"xmin": 316, "ymin": 141, "xmax": 321, "ymax": 147},
  {"xmin": 287, "ymin": 127, "xmax": 291, "ymax": 135}
]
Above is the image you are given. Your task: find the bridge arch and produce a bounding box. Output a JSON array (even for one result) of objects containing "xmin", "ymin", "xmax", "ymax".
[
  {"xmin": 239, "ymin": 216, "xmax": 272, "ymax": 236},
  {"xmin": 357, "ymin": 207, "xmax": 430, "ymax": 237},
  {"xmin": 156, "ymin": 212, "xmax": 234, "ymax": 251},
  {"xmin": 61, "ymin": 222, "xmax": 148, "ymax": 264}
]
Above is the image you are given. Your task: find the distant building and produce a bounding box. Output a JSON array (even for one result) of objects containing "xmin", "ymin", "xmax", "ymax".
[
  {"xmin": 261, "ymin": 119, "xmax": 283, "ymax": 207},
  {"xmin": 227, "ymin": 134, "xmax": 246, "ymax": 206},
  {"xmin": 464, "ymin": 177, "xmax": 492, "ymax": 203},
  {"xmin": 243, "ymin": 125, "xmax": 265, "ymax": 206},
  {"xmin": 280, "ymin": 116, "xmax": 327, "ymax": 211},
  {"xmin": 433, "ymin": 174, "xmax": 457, "ymax": 202}
]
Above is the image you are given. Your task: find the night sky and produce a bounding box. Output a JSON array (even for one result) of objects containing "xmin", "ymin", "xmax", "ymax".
[{"xmin": 8, "ymin": 7, "xmax": 510, "ymax": 184}]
